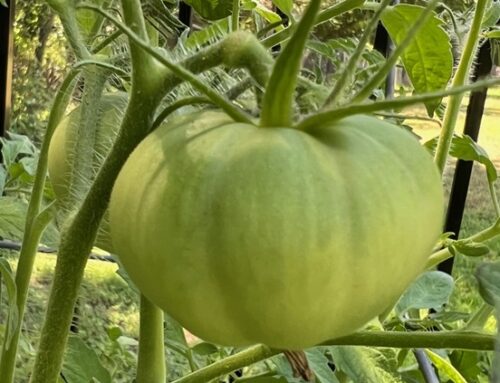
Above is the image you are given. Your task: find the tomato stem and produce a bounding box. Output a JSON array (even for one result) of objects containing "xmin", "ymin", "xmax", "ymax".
[
  {"xmin": 173, "ymin": 331, "xmax": 496, "ymax": 383},
  {"xmin": 137, "ymin": 296, "xmax": 166, "ymax": 383},
  {"xmin": 260, "ymin": 0, "xmax": 321, "ymax": 127},
  {"xmin": 433, "ymin": 0, "xmax": 489, "ymax": 175},
  {"xmin": 232, "ymin": 0, "xmax": 240, "ymax": 32},
  {"xmin": 0, "ymin": 70, "xmax": 79, "ymax": 383}
]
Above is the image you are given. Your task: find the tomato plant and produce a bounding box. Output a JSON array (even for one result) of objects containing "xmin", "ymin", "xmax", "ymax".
[{"xmin": 1, "ymin": 0, "xmax": 500, "ymax": 382}]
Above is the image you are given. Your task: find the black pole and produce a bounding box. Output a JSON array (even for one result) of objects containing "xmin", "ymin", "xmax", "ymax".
[
  {"xmin": 0, "ymin": 0, "xmax": 15, "ymax": 140},
  {"xmin": 373, "ymin": 0, "xmax": 399, "ymax": 98},
  {"xmin": 178, "ymin": 1, "xmax": 192, "ymax": 28},
  {"xmin": 438, "ymin": 40, "xmax": 493, "ymax": 275}
]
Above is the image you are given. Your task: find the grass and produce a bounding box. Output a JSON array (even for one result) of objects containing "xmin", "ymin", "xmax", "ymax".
[{"xmin": 1, "ymin": 88, "xmax": 500, "ymax": 381}]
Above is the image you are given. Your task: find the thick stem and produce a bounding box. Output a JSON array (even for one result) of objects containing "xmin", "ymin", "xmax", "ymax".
[
  {"xmin": 260, "ymin": 0, "xmax": 321, "ymax": 127},
  {"xmin": 0, "ymin": 71, "xmax": 78, "ymax": 383},
  {"xmin": 232, "ymin": 0, "xmax": 240, "ymax": 32},
  {"xmin": 173, "ymin": 331, "xmax": 495, "ymax": 383},
  {"xmin": 433, "ymin": 0, "xmax": 488, "ymax": 174},
  {"xmin": 136, "ymin": 295, "xmax": 166, "ymax": 383}
]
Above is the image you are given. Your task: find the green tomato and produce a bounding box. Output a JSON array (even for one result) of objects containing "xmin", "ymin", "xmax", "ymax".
[
  {"xmin": 48, "ymin": 93, "xmax": 128, "ymax": 253},
  {"xmin": 109, "ymin": 110, "xmax": 444, "ymax": 349}
]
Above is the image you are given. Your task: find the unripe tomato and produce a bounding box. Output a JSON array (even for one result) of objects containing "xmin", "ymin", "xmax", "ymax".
[
  {"xmin": 48, "ymin": 93, "xmax": 128, "ymax": 252},
  {"xmin": 110, "ymin": 110, "xmax": 444, "ymax": 349}
]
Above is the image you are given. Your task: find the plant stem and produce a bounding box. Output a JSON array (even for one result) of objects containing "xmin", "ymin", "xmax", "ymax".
[
  {"xmin": 0, "ymin": 71, "xmax": 78, "ymax": 383},
  {"xmin": 232, "ymin": 0, "xmax": 240, "ymax": 32},
  {"xmin": 426, "ymin": 218, "xmax": 500, "ymax": 268},
  {"xmin": 295, "ymin": 77, "xmax": 500, "ymax": 131},
  {"xmin": 433, "ymin": 0, "xmax": 489, "ymax": 175},
  {"xmin": 260, "ymin": 0, "xmax": 321, "ymax": 127},
  {"xmin": 323, "ymin": 0, "xmax": 393, "ymax": 107},
  {"xmin": 353, "ymin": 0, "xmax": 440, "ymax": 103},
  {"xmin": 136, "ymin": 295, "xmax": 166, "ymax": 383},
  {"xmin": 173, "ymin": 331, "xmax": 496, "ymax": 383}
]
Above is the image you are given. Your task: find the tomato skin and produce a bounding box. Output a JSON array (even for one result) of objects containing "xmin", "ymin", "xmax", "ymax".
[
  {"xmin": 110, "ymin": 110, "xmax": 444, "ymax": 349},
  {"xmin": 48, "ymin": 93, "xmax": 128, "ymax": 253}
]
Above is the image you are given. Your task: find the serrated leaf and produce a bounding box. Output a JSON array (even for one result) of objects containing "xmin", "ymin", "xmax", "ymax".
[
  {"xmin": 0, "ymin": 197, "xmax": 27, "ymax": 241},
  {"xmin": 381, "ymin": 4, "xmax": 453, "ymax": 116},
  {"xmin": 184, "ymin": 18, "xmax": 230, "ymax": 49},
  {"xmin": 62, "ymin": 336, "xmax": 112, "ymax": 383},
  {"xmin": 330, "ymin": 346, "xmax": 403, "ymax": 383},
  {"xmin": 0, "ymin": 258, "xmax": 19, "ymax": 349},
  {"xmin": 184, "ymin": 0, "xmax": 233, "ymax": 20},
  {"xmin": 452, "ymin": 240, "xmax": 490, "ymax": 257},
  {"xmin": 253, "ymin": 3, "xmax": 282, "ymax": 24},
  {"xmin": 475, "ymin": 261, "xmax": 500, "ymax": 306},
  {"xmin": 424, "ymin": 349, "xmax": 467, "ymax": 383},
  {"xmin": 395, "ymin": 271, "xmax": 454, "ymax": 316}
]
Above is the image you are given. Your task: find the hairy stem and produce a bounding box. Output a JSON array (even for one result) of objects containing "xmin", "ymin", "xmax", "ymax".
[
  {"xmin": 0, "ymin": 71, "xmax": 78, "ymax": 383},
  {"xmin": 137, "ymin": 296, "xmax": 166, "ymax": 383},
  {"xmin": 173, "ymin": 331, "xmax": 496, "ymax": 383},
  {"xmin": 433, "ymin": 0, "xmax": 489, "ymax": 174}
]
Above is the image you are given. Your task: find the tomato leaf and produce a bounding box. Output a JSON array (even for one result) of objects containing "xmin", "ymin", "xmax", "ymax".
[
  {"xmin": 329, "ymin": 346, "xmax": 403, "ymax": 383},
  {"xmin": 395, "ymin": 271, "xmax": 454, "ymax": 317},
  {"xmin": 482, "ymin": 0, "xmax": 500, "ymax": 29},
  {"xmin": 305, "ymin": 348, "xmax": 340, "ymax": 383},
  {"xmin": 475, "ymin": 261, "xmax": 500, "ymax": 306},
  {"xmin": 451, "ymin": 240, "xmax": 491, "ymax": 257},
  {"xmin": 191, "ymin": 341, "xmax": 218, "ymax": 356},
  {"xmin": 62, "ymin": 336, "xmax": 112, "ymax": 383},
  {"xmin": 381, "ymin": 4, "xmax": 453, "ymax": 116},
  {"xmin": 0, "ymin": 197, "xmax": 27, "ymax": 241},
  {"xmin": 184, "ymin": 0, "xmax": 233, "ymax": 20}
]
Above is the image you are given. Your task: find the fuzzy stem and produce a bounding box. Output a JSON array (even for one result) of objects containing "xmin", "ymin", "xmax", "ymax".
[
  {"xmin": 260, "ymin": 0, "xmax": 321, "ymax": 127},
  {"xmin": 0, "ymin": 71, "xmax": 78, "ymax": 383},
  {"xmin": 232, "ymin": 0, "xmax": 240, "ymax": 32},
  {"xmin": 323, "ymin": 0, "xmax": 392, "ymax": 107},
  {"xmin": 353, "ymin": 0, "xmax": 440, "ymax": 103},
  {"xmin": 173, "ymin": 331, "xmax": 495, "ymax": 383},
  {"xmin": 433, "ymin": 0, "xmax": 489, "ymax": 174},
  {"xmin": 136, "ymin": 295, "xmax": 166, "ymax": 383},
  {"xmin": 29, "ymin": 23, "xmax": 276, "ymax": 383},
  {"xmin": 295, "ymin": 77, "xmax": 500, "ymax": 131}
]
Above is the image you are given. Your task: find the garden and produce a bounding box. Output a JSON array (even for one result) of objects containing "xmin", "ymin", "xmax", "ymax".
[{"xmin": 0, "ymin": 0, "xmax": 499, "ymax": 382}]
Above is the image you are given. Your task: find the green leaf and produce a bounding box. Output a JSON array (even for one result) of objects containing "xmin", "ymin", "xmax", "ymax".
[
  {"xmin": 475, "ymin": 261, "xmax": 500, "ymax": 306},
  {"xmin": 381, "ymin": 4, "xmax": 453, "ymax": 116},
  {"xmin": 0, "ymin": 258, "xmax": 19, "ymax": 349},
  {"xmin": 305, "ymin": 348, "xmax": 340, "ymax": 383},
  {"xmin": 184, "ymin": 0, "xmax": 233, "ymax": 20},
  {"xmin": 183, "ymin": 19, "xmax": 230, "ymax": 49},
  {"xmin": 329, "ymin": 346, "xmax": 403, "ymax": 383},
  {"xmin": 395, "ymin": 271, "xmax": 454, "ymax": 316},
  {"xmin": 0, "ymin": 0, "xmax": 7, "ymax": 7},
  {"xmin": 449, "ymin": 351, "xmax": 484, "ymax": 383},
  {"xmin": 271, "ymin": 0, "xmax": 293, "ymax": 18},
  {"xmin": 62, "ymin": 336, "xmax": 112, "ymax": 383},
  {"xmin": 241, "ymin": 377, "xmax": 288, "ymax": 383},
  {"xmin": 450, "ymin": 135, "xmax": 497, "ymax": 183},
  {"xmin": 424, "ymin": 349, "xmax": 467, "ymax": 383},
  {"xmin": 482, "ymin": 1, "xmax": 500, "ymax": 29},
  {"xmin": 0, "ymin": 197, "xmax": 27, "ymax": 241},
  {"xmin": 0, "ymin": 166, "xmax": 6, "ymax": 195},
  {"xmin": 451, "ymin": 240, "xmax": 491, "ymax": 257}
]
